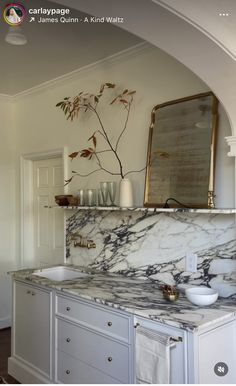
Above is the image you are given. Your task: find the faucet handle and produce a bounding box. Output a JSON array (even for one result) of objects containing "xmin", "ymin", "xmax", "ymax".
[{"xmin": 87, "ymin": 241, "xmax": 96, "ymax": 249}]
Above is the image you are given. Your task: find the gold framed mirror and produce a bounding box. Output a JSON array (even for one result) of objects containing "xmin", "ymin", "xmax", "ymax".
[{"xmin": 144, "ymin": 92, "xmax": 218, "ymax": 208}]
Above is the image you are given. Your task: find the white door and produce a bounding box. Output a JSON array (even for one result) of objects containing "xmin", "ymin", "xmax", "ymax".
[{"xmin": 33, "ymin": 157, "xmax": 64, "ymax": 264}]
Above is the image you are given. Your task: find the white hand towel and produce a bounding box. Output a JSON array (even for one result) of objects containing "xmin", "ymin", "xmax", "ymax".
[{"xmin": 136, "ymin": 326, "xmax": 172, "ymax": 384}]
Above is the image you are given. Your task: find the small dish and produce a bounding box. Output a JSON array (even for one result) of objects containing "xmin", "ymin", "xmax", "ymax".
[
  {"xmin": 55, "ymin": 195, "xmax": 73, "ymax": 206},
  {"xmin": 162, "ymin": 285, "xmax": 179, "ymax": 302},
  {"xmin": 67, "ymin": 196, "xmax": 79, "ymax": 206},
  {"xmin": 185, "ymin": 286, "xmax": 218, "ymax": 306}
]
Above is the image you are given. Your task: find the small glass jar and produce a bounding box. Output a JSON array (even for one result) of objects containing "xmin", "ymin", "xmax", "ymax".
[
  {"xmin": 86, "ymin": 189, "xmax": 97, "ymax": 206},
  {"xmin": 77, "ymin": 189, "xmax": 86, "ymax": 206}
]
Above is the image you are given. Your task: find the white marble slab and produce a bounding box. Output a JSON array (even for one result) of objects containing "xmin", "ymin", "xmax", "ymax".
[
  {"xmin": 9, "ymin": 264, "xmax": 236, "ymax": 332},
  {"xmin": 66, "ymin": 210, "xmax": 236, "ymax": 297}
]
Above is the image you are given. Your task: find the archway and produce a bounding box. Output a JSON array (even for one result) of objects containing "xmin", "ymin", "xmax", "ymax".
[{"xmin": 51, "ymin": 0, "xmax": 236, "ymax": 135}]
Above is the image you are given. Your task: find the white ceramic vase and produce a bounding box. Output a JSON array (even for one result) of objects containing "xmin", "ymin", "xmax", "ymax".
[{"xmin": 119, "ymin": 178, "xmax": 133, "ymax": 207}]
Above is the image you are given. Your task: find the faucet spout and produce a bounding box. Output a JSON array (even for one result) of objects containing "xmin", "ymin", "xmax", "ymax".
[{"xmin": 73, "ymin": 238, "xmax": 96, "ymax": 249}]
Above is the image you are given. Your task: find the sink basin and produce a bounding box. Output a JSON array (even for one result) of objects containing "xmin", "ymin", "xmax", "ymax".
[{"xmin": 32, "ymin": 266, "xmax": 89, "ymax": 282}]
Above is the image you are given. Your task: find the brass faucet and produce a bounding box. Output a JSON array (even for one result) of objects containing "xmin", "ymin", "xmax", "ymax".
[
  {"xmin": 71, "ymin": 233, "xmax": 96, "ymax": 249},
  {"xmin": 74, "ymin": 240, "xmax": 96, "ymax": 249}
]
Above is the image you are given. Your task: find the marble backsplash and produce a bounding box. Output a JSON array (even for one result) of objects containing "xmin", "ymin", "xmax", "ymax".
[{"xmin": 66, "ymin": 209, "xmax": 236, "ymax": 297}]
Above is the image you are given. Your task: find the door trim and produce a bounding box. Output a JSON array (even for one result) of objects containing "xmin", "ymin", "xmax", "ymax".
[{"xmin": 20, "ymin": 147, "xmax": 68, "ymax": 267}]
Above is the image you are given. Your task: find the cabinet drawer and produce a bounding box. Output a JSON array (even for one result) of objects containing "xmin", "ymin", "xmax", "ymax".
[
  {"xmin": 56, "ymin": 318, "xmax": 130, "ymax": 383},
  {"xmin": 56, "ymin": 294, "xmax": 131, "ymax": 342},
  {"xmin": 57, "ymin": 350, "xmax": 121, "ymax": 384}
]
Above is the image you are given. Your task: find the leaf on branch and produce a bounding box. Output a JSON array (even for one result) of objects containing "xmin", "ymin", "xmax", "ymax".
[
  {"xmin": 119, "ymin": 99, "xmax": 128, "ymax": 104},
  {"xmin": 94, "ymin": 96, "xmax": 99, "ymax": 103},
  {"xmin": 88, "ymin": 134, "xmax": 97, "ymax": 148},
  {"xmin": 110, "ymin": 97, "xmax": 118, "ymax": 105},
  {"xmin": 127, "ymin": 90, "xmax": 136, "ymax": 95},
  {"xmin": 64, "ymin": 97, "xmax": 70, "ymax": 100},
  {"xmin": 122, "ymin": 89, "xmax": 128, "ymax": 95},
  {"xmin": 105, "ymin": 82, "xmax": 115, "ymax": 88},
  {"xmin": 72, "ymin": 170, "xmax": 77, "ymax": 173},
  {"xmin": 80, "ymin": 148, "xmax": 94, "ymax": 160},
  {"xmin": 69, "ymin": 151, "xmax": 79, "ymax": 160},
  {"xmin": 64, "ymin": 177, "xmax": 73, "ymax": 185},
  {"xmin": 55, "ymin": 101, "xmax": 63, "ymax": 107},
  {"xmin": 100, "ymin": 84, "xmax": 105, "ymax": 94}
]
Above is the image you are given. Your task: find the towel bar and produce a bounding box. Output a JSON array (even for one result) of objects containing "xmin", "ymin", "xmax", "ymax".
[
  {"xmin": 170, "ymin": 336, "xmax": 183, "ymax": 342},
  {"xmin": 134, "ymin": 323, "xmax": 183, "ymax": 342}
]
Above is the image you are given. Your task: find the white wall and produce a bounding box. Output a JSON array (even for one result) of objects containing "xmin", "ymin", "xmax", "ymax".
[
  {"xmin": 0, "ymin": 97, "xmax": 16, "ymax": 328},
  {"xmin": 14, "ymin": 45, "xmax": 234, "ymax": 207},
  {"xmin": 0, "ymin": 44, "xmax": 234, "ymax": 327}
]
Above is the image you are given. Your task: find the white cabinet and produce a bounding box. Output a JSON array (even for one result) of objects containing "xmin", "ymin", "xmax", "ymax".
[
  {"xmin": 55, "ymin": 294, "xmax": 134, "ymax": 384},
  {"xmin": 8, "ymin": 279, "xmax": 236, "ymax": 385},
  {"xmin": 188, "ymin": 319, "xmax": 236, "ymax": 384},
  {"xmin": 8, "ymin": 280, "xmax": 52, "ymax": 384}
]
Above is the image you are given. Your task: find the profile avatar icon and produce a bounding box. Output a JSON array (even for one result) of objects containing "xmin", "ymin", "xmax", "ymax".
[{"xmin": 3, "ymin": 3, "xmax": 26, "ymax": 26}]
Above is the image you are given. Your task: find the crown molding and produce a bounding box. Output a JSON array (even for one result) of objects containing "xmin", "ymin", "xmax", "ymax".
[
  {"xmin": 225, "ymin": 136, "xmax": 236, "ymax": 157},
  {"xmin": 9, "ymin": 42, "xmax": 151, "ymax": 101},
  {"xmin": 0, "ymin": 94, "xmax": 13, "ymax": 102}
]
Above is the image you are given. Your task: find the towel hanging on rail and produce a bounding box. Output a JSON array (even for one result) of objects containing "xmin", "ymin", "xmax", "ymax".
[{"xmin": 136, "ymin": 326, "xmax": 174, "ymax": 384}]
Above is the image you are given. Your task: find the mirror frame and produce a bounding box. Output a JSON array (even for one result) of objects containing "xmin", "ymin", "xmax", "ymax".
[{"xmin": 144, "ymin": 92, "xmax": 219, "ymax": 208}]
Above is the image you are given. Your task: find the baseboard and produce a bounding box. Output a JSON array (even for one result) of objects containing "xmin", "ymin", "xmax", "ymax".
[
  {"xmin": 8, "ymin": 357, "xmax": 50, "ymax": 384},
  {"xmin": 0, "ymin": 316, "xmax": 11, "ymax": 329}
]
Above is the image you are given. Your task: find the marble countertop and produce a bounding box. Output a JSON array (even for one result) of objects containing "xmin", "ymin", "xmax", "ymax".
[{"xmin": 10, "ymin": 264, "xmax": 236, "ymax": 332}]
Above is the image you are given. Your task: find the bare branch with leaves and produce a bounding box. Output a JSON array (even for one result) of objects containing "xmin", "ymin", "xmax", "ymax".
[{"xmin": 56, "ymin": 82, "xmax": 148, "ymax": 183}]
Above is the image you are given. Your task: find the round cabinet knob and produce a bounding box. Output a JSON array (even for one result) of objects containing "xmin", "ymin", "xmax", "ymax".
[
  {"xmin": 66, "ymin": 338, "xmax": 71, "ymax": 343},
  {"xmin": 107, "ymin": 321, "xmax": 112, "ymax": 327},
  {"xmin": 66, "ymin": 306, "xmax": 71, "ymax": 311},
  {"xmin": 66, "ymin": 370, "xmax": 70, "ymax": 375},
  {"xmin": 31, "ymin": 292, "xmax": 36, "ymax": 296},
  {"xmin": 26, "ymin": 290, "xmax": 31, "ymax": 294},
  {"xmin": 108, "ymin": 357, "xmax": 113, "ymax": 362}
]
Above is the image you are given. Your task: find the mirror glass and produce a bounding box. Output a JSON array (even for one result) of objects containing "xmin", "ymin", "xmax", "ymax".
[{"xmin": 144, "ymin": 92, "xmax": 218, "ymax": 208}]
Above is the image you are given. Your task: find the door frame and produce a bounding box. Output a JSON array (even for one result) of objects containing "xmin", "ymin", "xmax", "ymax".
[{"xmin": 20, "ymin": 147, "xmax": 68, "ymax": 267}]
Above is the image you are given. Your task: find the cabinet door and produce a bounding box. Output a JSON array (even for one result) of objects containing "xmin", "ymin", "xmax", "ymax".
[
  {"xmin": 198, "ymin": 320, "xmax": 236, "ymax": 384},
  {"xmin": 134, "ymin": 317, "xmax": 187, "ymax": 384},
  {"xmin": 13, "ymin": 281, "xmax": 51, "ymax": 377}
]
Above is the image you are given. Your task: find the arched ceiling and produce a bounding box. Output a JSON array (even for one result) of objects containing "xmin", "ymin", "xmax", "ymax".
[
  {"xmin": 156, "ymin": 0, "xmax": 236, "ymax": 59},
  {"xmin": 50, "ymin": 0, "xmax": 236, "ymax": 134}
]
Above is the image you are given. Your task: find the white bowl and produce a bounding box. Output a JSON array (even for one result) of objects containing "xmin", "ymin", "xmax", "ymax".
[{"xmin": 185, "ymin": 287, "xmax": 218, "ymax": 306}]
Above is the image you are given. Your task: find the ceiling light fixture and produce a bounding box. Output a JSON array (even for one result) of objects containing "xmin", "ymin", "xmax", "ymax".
[{"xmin": 5, "ymin": 26, "xmax": 27, "ymax": 45}]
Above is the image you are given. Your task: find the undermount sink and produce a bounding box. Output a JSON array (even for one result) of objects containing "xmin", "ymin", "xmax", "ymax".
[{"xmin": 32, "ymin": 266, "xmax": 89, "ymax": 282}]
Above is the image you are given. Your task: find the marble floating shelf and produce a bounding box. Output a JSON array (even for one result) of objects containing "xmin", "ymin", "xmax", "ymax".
[{"xmin": 46, "ymin": 206, "xmax": 236, "ymax": 214}]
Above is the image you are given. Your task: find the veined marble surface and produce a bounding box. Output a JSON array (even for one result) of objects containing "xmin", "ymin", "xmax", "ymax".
[
  {"xmin": 61, "ymin": 206, "xmax": 236, "ymax": 214},
  {"xmin": 9, "ymin": 264, "xmax": 236, "ymax": 332},
  {"xmin": 66, "ymin": 210, "xmax": 236, "ymax": 297}
]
